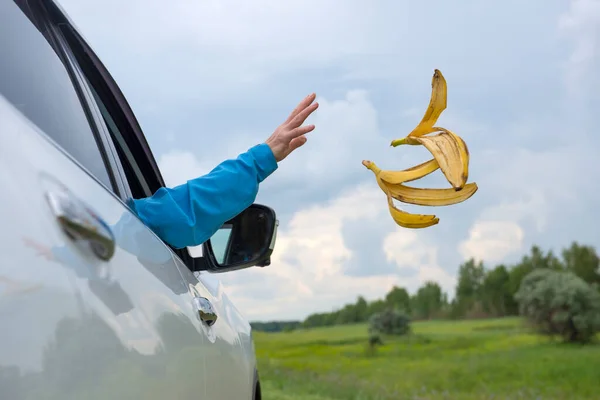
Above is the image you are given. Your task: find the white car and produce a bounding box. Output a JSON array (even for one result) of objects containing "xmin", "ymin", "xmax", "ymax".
[{"xmin": 0, "ymin": 1, "xmax": 277, "ymax": 399}]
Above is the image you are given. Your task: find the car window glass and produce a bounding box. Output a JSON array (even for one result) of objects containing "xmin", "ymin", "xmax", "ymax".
[
  {"xmin": 87, "ymin": 83, "xmax": 152, "ymax": 199},
  {"xmin": 0, "ymin": 1, "xmax": 111, "ymax": 188}
]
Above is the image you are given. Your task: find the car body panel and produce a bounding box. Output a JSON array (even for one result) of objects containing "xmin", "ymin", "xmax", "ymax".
[
  {"xmin": 1, "ymin": 1, "xmax": 260, "ymax": 398},
  {"xmin": 0, "ymin": 95, "xmax": 213, "ymax": 399},
  {"xmin": 177, "ymin": 264, "xmax": 257, "ymax": 399}
]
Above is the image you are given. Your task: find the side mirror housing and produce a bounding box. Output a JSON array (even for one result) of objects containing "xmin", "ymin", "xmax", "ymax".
[{"xmin": 188, "ymin": 204, "xmax": 278, "ymax": 273}]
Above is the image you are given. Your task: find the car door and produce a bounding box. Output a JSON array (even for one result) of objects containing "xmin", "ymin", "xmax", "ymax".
[
  {"xmin": 49, "ymin": 3, "xmax": 257, "ymax": 398},
  {"xmin": 174, "ymin": 258, "xmax": 257, "ymax": 399},
  {"xmin": 0, "ymin": 1, "xmax": 209, "ymax": 399}
]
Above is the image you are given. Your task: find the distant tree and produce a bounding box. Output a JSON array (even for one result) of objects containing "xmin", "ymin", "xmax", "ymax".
[
  {"xmin": 367, "ymin": 299, "xmax": 387, "ymax": 316},
  {"xmin": 251, "ymin": 320, "xmax": 301, "ymax": 332},
  {"xmin": 515, "ymin": 269, "xmax": 600, "ymax": 343},
  {"xmin": 453, "ymin": 258, "xmax": 486, "ymax": 317},
  {"xmin": 524, "ymin": 245, "xmax": 563, "ymax": 271},
  {"xmin": 456, "ymin": 258, "xmax": 485, "ymax": 300},
  {"xmin": 369, "ymin": 309, "xmax": 411, "ymax": 337},
  {"xmin": 336, "ymin": 303, "xmax": 358, "ymax": 324},
  {"xmin": 505, "ymin": 245, "xmax": 566, "ymax": 314},
  {"xmin": 562, "ymin": 242, "xmax": 600, "ymax": 285},
  {"xmin": 481, "ymin": 265, "xmax": 512, "ymax": 317},
  {"xmin": 355, "ymin": 296, "xmax": 369, "ymax": 322},
  {"xmin": 385, "ymin": 286, "xmax": 411, "ymax": 314},
  {"xmin": 411, "ymin": 282, "xmax": 444, "ymax": 320}
]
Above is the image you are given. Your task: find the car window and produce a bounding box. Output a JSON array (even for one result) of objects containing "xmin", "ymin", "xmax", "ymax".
[
  {"xmin": 0, "ymin": 1, "xmax": 112, "ymax": 188},
  {"xmin": 87, "ymin": 83, "xmax": 153, "ymax": 200}
]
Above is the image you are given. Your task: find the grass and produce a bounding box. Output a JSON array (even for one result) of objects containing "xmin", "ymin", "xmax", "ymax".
[{"xmin": 254, "ymin": 317, "xmax": 600, "ymax": 400}]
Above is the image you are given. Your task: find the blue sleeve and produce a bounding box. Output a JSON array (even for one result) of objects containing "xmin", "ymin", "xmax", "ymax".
[{"xmin": 131, "ymin": 143, "xmax": 278, "ymax": 249}]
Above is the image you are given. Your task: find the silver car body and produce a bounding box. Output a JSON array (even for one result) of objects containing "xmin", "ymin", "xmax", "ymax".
[{"xmin": 0, "ymin": 1, "xmax": 260, "ymax": 399}]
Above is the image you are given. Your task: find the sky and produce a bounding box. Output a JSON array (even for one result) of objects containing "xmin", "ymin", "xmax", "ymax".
[{"xmin": 58, "ymin": 0, "xmax": 600, "ymax": 321}]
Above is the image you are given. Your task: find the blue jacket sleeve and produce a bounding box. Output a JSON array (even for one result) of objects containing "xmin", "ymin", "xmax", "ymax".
[{"xmin": 130, "ymin": 143, "xmax": 278, "ymax": 249}]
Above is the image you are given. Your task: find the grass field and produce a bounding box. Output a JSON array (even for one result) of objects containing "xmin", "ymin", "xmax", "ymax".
[{"xmin": 254, "ymin": 317, "xmax": 600, "ymax": 400}]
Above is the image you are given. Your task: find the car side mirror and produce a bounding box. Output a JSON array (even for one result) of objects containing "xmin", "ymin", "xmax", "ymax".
[{"xmin": 189, "ymin": 204, "xmax": 278, "ymax": 273}]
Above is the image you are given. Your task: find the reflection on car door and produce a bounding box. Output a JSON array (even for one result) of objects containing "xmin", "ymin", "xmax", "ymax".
[
  {"xmin": 0, "ymin": 96, "xmax": 210, "ymax": 399},
  {"xmin": 0, "ymin": 2, "xmax": 209, "ymax": 398},
  {"xmin": 174, "ymin": 259, "xmax": 257, "ymax": 399}
]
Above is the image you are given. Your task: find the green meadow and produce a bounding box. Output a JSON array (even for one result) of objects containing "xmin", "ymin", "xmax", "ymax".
[{"xmin": 254, "ymin": 317, "xmax": 600, "ymax": 400}]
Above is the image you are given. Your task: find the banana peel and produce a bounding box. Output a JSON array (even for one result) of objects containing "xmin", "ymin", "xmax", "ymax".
[
  {"xmin": 363, "ymin": 69, "xmax": 478, "ymax": 229},
  {"xmin": 394, "ymin": 127, "xmax": 470, "ymax": 190},
  {"xmin": 404, "ymin": 69, "xmax": 447, "ymax": 138},
  {"xmin": 378, "ymin": 158, "xmax": 439, "ymax": 185},
  {"xmin": 391, "ymin": 69, "xmax": 470, "ymax": 190},
  {"xmin": 362, "ymin": 161, "xmax": 440, "ymax": 229}
]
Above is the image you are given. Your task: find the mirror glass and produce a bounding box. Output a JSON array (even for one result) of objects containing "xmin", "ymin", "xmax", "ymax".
[
  {"xmin": 207, "ymin": 205, "xmax": 275, "ymax": 269},
  {"xmin": 209, "ymin": 224, "xmax": 233, "ymax": 264}
]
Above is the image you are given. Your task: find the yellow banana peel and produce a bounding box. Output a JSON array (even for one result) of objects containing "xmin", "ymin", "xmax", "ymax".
[
  {"xmin": 378, "ymin": 158, "xmax": 439, "ymax": 185},
  {"xmin": 363, "ymin": 69, "xmax": 478, "ymax": 229},
  {"xmin": 387, "ymin": 182, "xmax": 478, "ymax": 207},
  {"xmin": 402, "ymin": 69, "xmax": 447, "ymax": 138},
  {"xmin": 394, "ymin": 127, "xmax": 470, "ymax": 190},
  {"xmin": 362, "ymin": 160, "xmax": 439, "ymax": 229}
]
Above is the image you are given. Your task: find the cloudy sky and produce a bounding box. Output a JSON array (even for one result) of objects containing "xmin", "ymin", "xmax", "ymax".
[{"xmin": 59, "ymin": 0, "xmax": 600, "ymax": 321}]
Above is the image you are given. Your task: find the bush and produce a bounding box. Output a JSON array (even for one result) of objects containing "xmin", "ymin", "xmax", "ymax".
[
  {"xmin": 515, "ymin": 269, "xmax": 600, "ymax": 343},
  {"xmin": 368, "ymin": 308, "xmax": 411, "ymax": 338}
]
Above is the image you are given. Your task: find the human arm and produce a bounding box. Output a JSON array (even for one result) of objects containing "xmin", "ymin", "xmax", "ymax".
[
  {"xmin": 131, "ymin": 143, "xmax": 277, "ymax": 249},
  {"xmin": 132, "ymin": 93, "xmax": 319, "ymax": 249}
]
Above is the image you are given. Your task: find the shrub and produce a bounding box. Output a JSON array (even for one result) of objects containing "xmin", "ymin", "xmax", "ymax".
[
  {"xmin": 515, "ymin": 269, "xmax": 600, "ymax": 343},
  {"xmin": 368, "ymin": 308, "xmax": 411, "ymax": 338}
]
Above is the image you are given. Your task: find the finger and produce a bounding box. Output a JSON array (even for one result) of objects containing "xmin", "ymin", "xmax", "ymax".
[
  {"xmin": 289, "ymin": 102, "xmax": 319, "ymax": 128},
  {"xmin": 285, "ymin": 93, "xmax": 316, "ymax": 123},
  {"xmin": 289, "ymin": 135, "xmax": 308, "ymax": 152},
  {"xmin": 289, "ymin": 124, "xmax": 315, "ymax": 139}
]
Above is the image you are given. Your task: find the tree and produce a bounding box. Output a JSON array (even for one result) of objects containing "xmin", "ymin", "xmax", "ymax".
[
  {"xmin": 367, "ymin": 299, "xmax": 387, "ymax": 316},
  {"xmin": 369, "ymin": 309, "xmax": 411, "ymax": 337},
  {"xmin": 335, "ymin": 303, "xmax": 359, "ymax": 324},
  {"xmin": 456, "ymin": 258, "xmax": 485, "ymax": 300},
  {"xmin": 453, "ymin": 258, "xmax": 485, "ymax": 317},
  {"xmin": 562, "ymin": 242, "xmax": 600, "ymax": 285},
  {"xmin": 505, "ymin": 246, "xmax": 566, "ymax": 314},
  {"xmin": 411, "ymin": 281, "xmax": 444, "ymax": 319},
  {"xmin": 526, "ymin": 245, "xmax": 563, "ymax": 271},
  {"xmin": 385, "ymin": 286, "xmax": 411, "ymax": 314},
  {"xmin": 355, "ymin": 296, "xmax": 369, "ymax": 322},
  {"xmin": 481, "ymin": 265, "xmax": 512, "ymax": 316},
  {"xmin": 515, "ymin": 269, "xmax": 600, "ymax": 343}
]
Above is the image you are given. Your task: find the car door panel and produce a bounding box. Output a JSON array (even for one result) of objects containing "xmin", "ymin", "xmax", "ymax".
[
  {"xmin": 174, "ymin": 261, "xmax": 257, "ymax": 400},
  {"xmin": 0, "ymin": 97, "xmax": 208, "ymax": 399}
]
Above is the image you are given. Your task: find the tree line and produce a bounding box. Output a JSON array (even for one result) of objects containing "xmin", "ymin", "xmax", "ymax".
[{"xmin": 250, "ymin": 241, "xmax": 599, "ymax": 332}]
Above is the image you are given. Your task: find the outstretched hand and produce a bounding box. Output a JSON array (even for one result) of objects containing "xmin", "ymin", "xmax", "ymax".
[{"xmin": 265, "ymin": 93, "xmax": 319, "ymax": 162}]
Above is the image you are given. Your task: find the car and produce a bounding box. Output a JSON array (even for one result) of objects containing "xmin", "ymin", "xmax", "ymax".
[{"xmin": 0, "ymin": 1, "xmax": 278, "ymax": 399}]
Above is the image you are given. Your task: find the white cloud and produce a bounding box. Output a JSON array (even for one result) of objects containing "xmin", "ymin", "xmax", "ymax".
[
  {"xmin": 459, "ymin": 221, "xmax": 525, "ymax": 265},
  {"xmin": 457, "ymin": 143, "xmax": 593, "ymax": 266},
  {"xmin": 217, "ymin": 184, "xmax": 411, "ymax": 320},
  {"xmin": 158, "ymin": 150, "xmax": 210, "ymax": 187},
  {"xmin": 383, "ymin": 230, "xmax": 456, "ymax": 295},
  {"xmin": 271, "ymin": 89, "xmax": 386, "ymax": 186}
]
